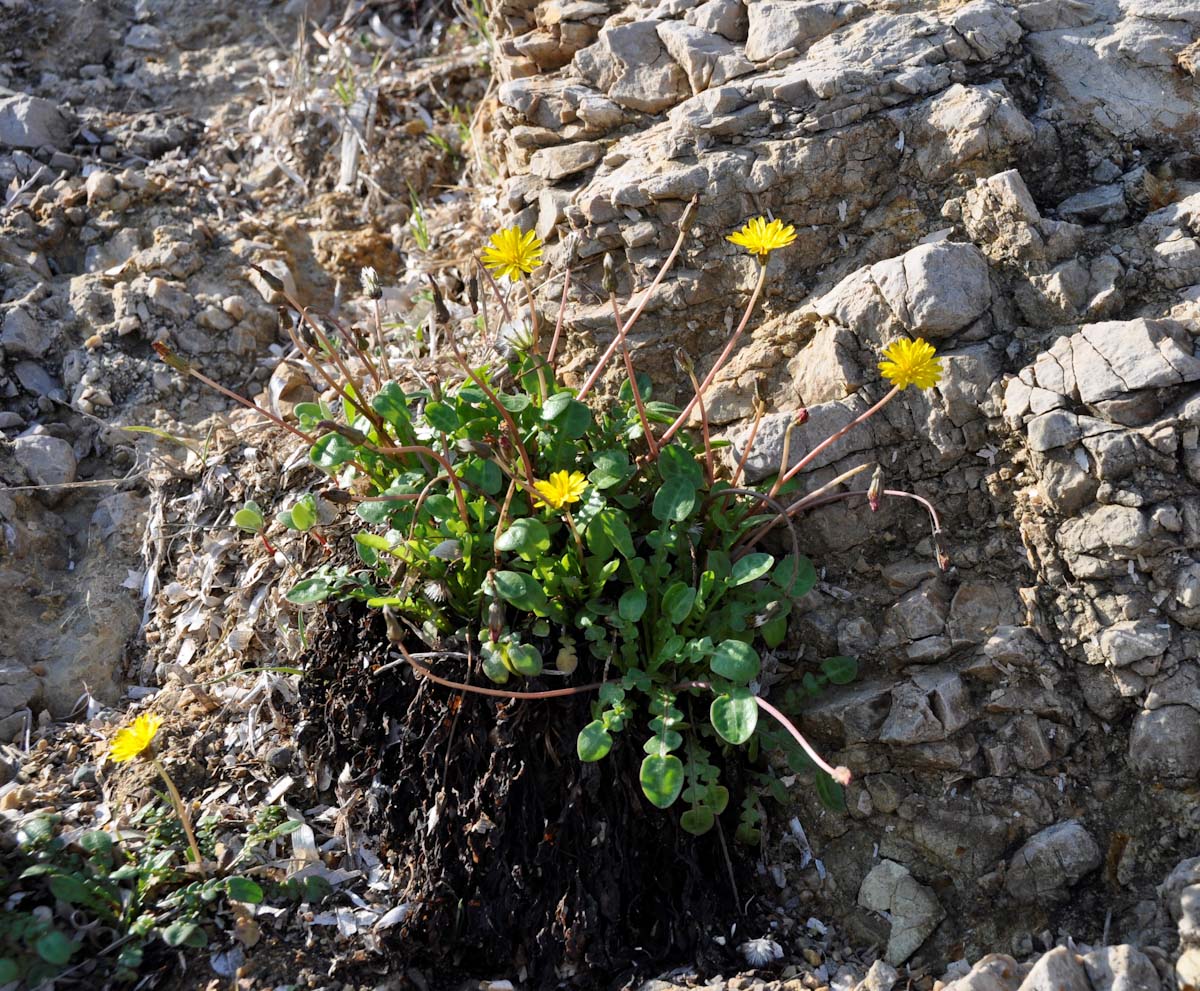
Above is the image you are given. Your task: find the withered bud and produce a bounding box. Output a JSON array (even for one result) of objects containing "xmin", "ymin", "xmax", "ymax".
[
  {"xmin": 868, "ymin": 465, "xmax": 884, "ymax": 512},
  {"xmin": 249, "ymin": 263, "xmax": 285, "ymax": 292},
  {"xmin": 360, "ymin": 266, "xmax": 383, "ymax": 300},
  {"xmin": 602, "ymin": 252, "xmax": 618, "ymax": 295},
  {"xmin": 932, "ymin": 528, "xmax": 951, "ymax": 572},
  {"xmin": 487, "ymin": 599, "xmax": 505, "ymax": 643},
  {"xmin": 152, "ymin": 341, "xmax": 190, "ymax": 375},
  {"xmin": 678, "ymin": 195, "xmax": 699, "ymax": 233},
  {"xmin": 673, "ymin": 347, "xmax": 695, "ymax": 375},
  {"xmin": 468, "ymin": 273, "xmax": 479, "ymax": 314},
  {"xmin": 426, "ymin": 275, "xmax": 451, "ymax": 325},
  {"xmin": 456, "ymin": 437, "xmax": 495, "ymax": 458},
  {"xmin": 317, "ymin": 420, "xmax": 368, "ymax": 446}
]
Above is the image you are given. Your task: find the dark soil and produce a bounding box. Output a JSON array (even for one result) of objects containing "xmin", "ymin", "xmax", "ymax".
[{"xmin": 299, "ymin": 605, "xmax": 743, "ymax": 989}]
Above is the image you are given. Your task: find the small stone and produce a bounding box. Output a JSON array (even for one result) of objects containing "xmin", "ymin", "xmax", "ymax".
[
  {"xmin": 1005, "ymin": 821, "xmax": 1101, "ymax": 904},
  {"xmin": 85, "ymin": 170, "xmax": 118, "ymax": 204},
  {"xmin": 1026, "ymin": 409, "xmax": 1080, "ymax": 451},
  {"xmin": 0, "ymin": 94, "xmax": 72, "ymax": 150},
  {"xmin": 196, "ymin": 304, "xmax": 234, "ymax": 331},
  {"xmin": 1016, "ymin": 947, "xmax": 1090, "ymax": 991},
  {"xmin": 125, "ymin": 23, "xmax": 169, "ymax": 52},
  {"xmin": 72, "ymin": 764, "xmax": 98, "ymax": 787},
  {"xmin": 1, "ymin": 307, "xmax": 54, "ymax": 358},
  {"xmin": 1057, "ymin": 184, "xmax": 1127, "ymax": 224},
  {"xmin": 860, "ymin": 959, "xmax": 899, "ymax": 991},
  {"xmin": 1098, "ymin": 619, "xmax": 1171, "ymax": 667},
  {"xmin": 1080, "ymin": 945, "xmax": 1161, "ymax": 991},
  {"xmin": 529, "ymin": 141, "xmax": 603, "ymax": 180},
  {"xmin": 13, "ymin": 362, "xmax": 64, "ymax": 400},
  {"xmin": 1129, "ymin": 705, "xmax": 1200, "ymax": 781},
  {"xmin": 13, "ymin": 434, "xmax": 77, "ymax": 487},
  {"xmin": 266, "ymin": 746, "xmax": 294, "ymax": 770},
  {"xmin": 221, "ymin": 295, "xmax": 246, "ymax": 321},
  {"xmin": 858, "ymin": 860, "xmax": 945, "ymax": 965}
]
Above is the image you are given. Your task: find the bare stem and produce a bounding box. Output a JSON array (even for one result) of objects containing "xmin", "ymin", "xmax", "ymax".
[
  {"xmin": 546, "ymin": 267, "xmax": 572, "ymax": 370},
  {"xmin": 521, "ymin": 275, "xmax": 550, "ymax": 400},
  {"xmin": 152, "ymin": 758, "xmax": 206, "ymax": 876},
  {"xmin": 373, "ymin": 298, "xmax": 392, "ymax": 382},
  {"xmin": 577, "ymin": 196, "xmax": 697, "ymax": 400},
  {"xmin": 659, "ymin": 262, "xmax": 767, "ymax": 446},
  {"xmin": 753, "ymin": 695, "xmax": 851, "ymax": 785},
  {"xmin": 769, "ymin": 386, "xmax": 900, "ymax": 497},
  {"xmin": 738, "ymin": 462, "xmax": 874, "ymax": 552},
  {"xmin": 731, "ymin": 397, "xmax": 765, "ymax": 489},
  {"xmin": 609, "ymin": 294, "xmax": 659, "ymax": 457}
]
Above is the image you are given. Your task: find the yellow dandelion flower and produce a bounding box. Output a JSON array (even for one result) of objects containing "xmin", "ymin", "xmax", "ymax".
[
  {"xmin": 726, "ymin": 216, "xmax": 796, "ymax": 262},
  {"xmin": 878, "ymin": 337, "xmax": 943, "ymax": 390},
  {"xmin": 109, "ymin": 713, "xmax": 163, "ymax": 763},
  {"xmin": 532, "ymin": 470, "xmax": 588, "ymax": 510},
  {"xmin": 482, "ymin": 226, "xmax": 544, "ymax": 280}
]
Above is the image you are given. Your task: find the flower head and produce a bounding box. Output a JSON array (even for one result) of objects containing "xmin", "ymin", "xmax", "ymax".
[
  {"xmin": 878, "ymin": 337, "xmax": 943, "ymax": 390},
  {"xmin": 532, "ymin": 470, "xmax": 588, "ymax": 510},
  {"xmin": 482, "ymin": 226, "xmax": 543, "ymax": 280},
  {"xmin": 727, "ymin": 216, "xmax": 796, "ymax": 263},
  {"xmin": 109, "ymin": 713, "xmax": 163, "ymax": 763},
  {"xmin": 360, "ymin": 266, "xmax": 382, "ymax": 300}
]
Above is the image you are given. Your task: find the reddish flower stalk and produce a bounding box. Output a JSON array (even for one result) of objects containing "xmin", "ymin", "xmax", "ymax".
[{"xmin": 609, "ymin": 294, "xmax": 659, "ymax": 457}]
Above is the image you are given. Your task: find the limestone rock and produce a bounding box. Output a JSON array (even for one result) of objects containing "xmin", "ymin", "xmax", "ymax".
[
  {"xmin": 1, "ymin": 307, "xmax": 55, "ymax": 359},
  {"xmin": 0, "ymin": 93, "xmax": 72, "ymax": 150},
  {"xmin": 1005, "ymin": 820, "xmax": 1101, "ymax": 904},
  {"xmin": 1014, "ymin": 947, "xmax": 1089, "ymax": 991},
  {"xmin": 857, "ymin": 859, "xmax": 945, "ymax": 965},
  {"xmin": 871, "ymin": 242, "xmax": 992, "ymax": 339},
  {"xmin": 1130, "ymin": 705, "xmax": 1200, "ymax": 781},
  {"xmin": 939, "ymin": 954, "xmax": 1023, "ymax": 991},
  {"xmin": 574, "ymin": 21, "xmax": 690, "ymax": 113},
  {"xmin": 13, "ymin": 435, "xmax": 77, "ymax": 488},
  {"xmin": 1080, "ymin": 945, "xmax": 1161, "ymax": 991}
]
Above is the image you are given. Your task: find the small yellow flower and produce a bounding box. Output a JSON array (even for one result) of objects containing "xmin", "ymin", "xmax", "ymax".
[
  {"xmin": 109, "ymin": 713, "xmax": 163, "ymax": 763},
  {"xmin": 878, "ymin": 337, "xmax": 943, "ymax": 390},
  {"xmin": 482, "ymin": 226, "xmax": 544, "ymax": 280},
  {"xmin": 532, "ymin": 470, "xmax": 588, "ymax": 510},
  {"xmin": 726, "ymin": 216, "xmax": 796, "ymax": 262}
]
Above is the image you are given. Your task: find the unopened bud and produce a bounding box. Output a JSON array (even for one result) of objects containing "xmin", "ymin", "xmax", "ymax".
[
  {"xmin": 673, "ymin": 347, "xmax": 694, "ymax": 375},
  {"xmin": 678, "ymin": 195, "xmax": 698, "ymax": 233},
  {"xmin": 487, "ymin": 599, "xmax": 505, "ymax": 643},
  {"xmin": 468, "ymin": 273, "xmax": 479, "ymax": 314},
  {"xmin": 868, "ymin": 465, "xmax": 884, "ymax": 512},
  {"xmin": 360, "ymin": 266, "xmax": 382, "ymax": 300},
  {"xmin": 249, "ymin": 263, "xmax": 285, "ymax": 292},
  {"xmin": 793, "ymin": 406, "xmax": 809, "ymax": 426},
  {"xmin": 933, "ymin": 528, "xmax": 951, "ymax": 572},
  {"xmin": 427, "ymin": 275, "xmax": 451, "ymax": 325},
  {"xmin": 602, "ymin": 253, "xmax": 618, "ymax": 295},
  {"xmin": 456, "ymin": 438, "xmax": 495, "ymax": 458},
  {"xmin": 152, "ymin": 341, "xmax": 190, "ymax": 375}
]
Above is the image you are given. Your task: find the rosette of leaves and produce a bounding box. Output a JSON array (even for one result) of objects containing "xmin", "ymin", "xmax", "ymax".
[{"xmin": 284, "ymin": 352, "xmax": 852, "ymax": 836}]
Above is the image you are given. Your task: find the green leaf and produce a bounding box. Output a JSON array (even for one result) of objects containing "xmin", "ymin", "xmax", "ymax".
[
  {"xmin": 774, "ymin": 555, "xmax": 817, "ymax": 597},
  {"xmin": 732, "ymin": 552, "xmax": 774, "ymax": 586},
  {"xmin": 285, "ymin": 578, "xmax": 331, "ymax": 605},
  {"xmin": 658, "ymin": 443, "xmax": 702, "ymax": 482},
  {"xmin": 497, "ymin": 392, "xmax": 531, "ymax": 412},
  {"xmin": 652, "ymin": 475, "xmax": 696, "ymax": 523},
  {"xmin": 78, "ymin": 830, "xmax": 113, "ymax": 856},
  {"xmin": 289, "ymin": 496, "xmax": 317, "ymax": 532},
  {"xmin": 36, "ymin": 931, "xmax": 77, "ymax": 965},
  {"xmin": 423, "ymin": 401, "xmax": 459, "ymax": 432},
  {"xmin": 587, "ymin": 509, "xmax": 635, "ymax": 559},
  {"xmin": 815, "ymin": 771, "xmax": 846, "ymax": 812},
  {"xmin": 162, "ymin": 920, "xmax": 207, "ymax": 948},
  {"xmin": 492, "ymin": 571, "xmax": 549, "ymax": 614},
  {"xmin": 639, "ymin": 754, "xmax": 684, "ymax": 809},
  {"xmin": 225, "ymin": 877, "xmax": 264, "ymax": 904},
  {"xmin": 48, "ymin": 873, "xmax": 93, "ymax": 905},
  {"xmin": 310, "ymin": 432, "xmax": 356, "ymax": 469},
  {"xmin": 710, "ymin": 639, "xmax": 760, "ymax": 683},
  {"xmin": 680, "ymin": 807, "xmax": 715, "ymax": 835},
  {"xmin": 619, "ymin": 588, "xmax": 647, "ymax": 622},
  {"xmin": 0, "ymin": 959, "xmax": 18, "ymax": 984},
  {"xmin": 589, "ymin": 450, "xmax": 632, "ymax": 489},
  {"xmin": 371, "ymin": 383, "xmax": 412, "ymax": 426},
  {"xmin": 661, "ymin": 582, "xmax": 696, "ymax": 625},
  {"xmin": 506, "ymin": 642, "xmax": 543, "ymax": 677},
  {"xmin": 541, "ymin": 391, "xmax": 573, "ymax": 419},
  {"xmin": 481, "ymin": 645, "xmax": 511, "ymax": 684},
  {"xmin": 495, "ymin": 517, "xmax": 550, "ymax": 557},
  {"xmin": 761, "ymin": 611, "xmax": 789, "ymax": 648},
  {"xmin": 577, "ymin": 721, "xmax": 613, "ymax": 762},
  {"xmin": 559, "ymin": 399, "xmax": 592, "ymax": 438},
  {"xmin": 619, "ymin": 373, "xmax": 653, "ymax": 403},
  {"xmin": 233, "ymin": 503, "xmax": 264, "ymax": 532},
  {"xmin": 821, "ymin": 655, "xmax": 858, "ymax": 685},
  {"xmin": 710, "ymin": 688, "xmax": 759, "ymax": 744}
]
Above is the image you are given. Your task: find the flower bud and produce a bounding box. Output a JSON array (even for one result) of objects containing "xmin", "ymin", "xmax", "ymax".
[
  {"xmin": 868, "ymin": 465, "xmax": 884, "ymax": 512},
  {"xmin": 673, "ymin": 347, "xmax": 694, "ymax": 375},
  {"xmin": 487, "ymin": 599, "xmax": 505, "ymax": 643},
  {"xmin": 360, "ymin": 266, "xmax": 382, "ymax": 300},
  {"xmin": 602, "ymin": 252, "xmax": 618, "ymax": 295},
  {"xmin": 933, "ymin": 528, "xmax": 951, "ymax": 572},
  {"xmin": 793, "ymin": 406, "xmax": 809, "ymax": 426}
]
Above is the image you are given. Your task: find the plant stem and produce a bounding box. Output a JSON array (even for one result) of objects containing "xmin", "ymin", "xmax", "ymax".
[
  {"xmin": 546, "ymin": 267, "xmax": 571, "ymax": 370},
  {"xmin": 731, "ymin": 398, "xmax": 765, "ymax": 488},
  {"xmin": 577, "ymin": 195, "xmax": 697, "ymax": 400},
  {"xmin": 752, "ymin": 695, "xmax": 851, "ymax": 785},
  {"xmin": 738, "ymin": 462, "xmax": 873, "ymax": 552},
  {"xmin": 769, "ymin": 386, "xmax": 899, "ymax": 497},
  {"xmin": 373, "ymin": 298, "xmax": 392, "ymax": 383},
  {"xmin": 659, "ymin": 262, "xmax": 767, "ymax": 446},
  {"xmin": 521, "ymin": 275, "xmax": 550, "ymax": 401},
  {"xmin": 563, "ymin": 507, "xmax": 586, "ymax": 560},
  {"xmin": 608, "ymin": 294, "xmax": 659, "ymax": 457},
  {"xmin": 151, "ymin": 758, "xmax": 205, "ymax": 876}
]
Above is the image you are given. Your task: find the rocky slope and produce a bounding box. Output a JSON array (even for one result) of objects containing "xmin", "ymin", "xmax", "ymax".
[{"xmin": 483, "ymin": 0, "xmax": 1200, "ymax": 981}]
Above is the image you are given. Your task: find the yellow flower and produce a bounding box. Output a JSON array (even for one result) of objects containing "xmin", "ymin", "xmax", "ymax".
[
  {"xmin": 109, "ymin": 713, "xmax": 163, "ymax": 763},
  {"xmin": 532, "ymin": 470, "xmax": 588, "ymax": 510},
  {"xmin": 482, "ymin": 226, "xmax": 543, "ymax": 280},
  {"xmin": 878, "ymin": 337, "xmax": 943, "ymax": 390},
  {"xmin": 726, "ymin": 216, "xmax": 796, "ymax": 262}
]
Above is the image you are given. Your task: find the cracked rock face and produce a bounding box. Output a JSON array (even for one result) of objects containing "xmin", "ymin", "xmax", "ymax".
[{"xmin": 487, "ymin": 0, "xmax": 1200, "ymax": 967}]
